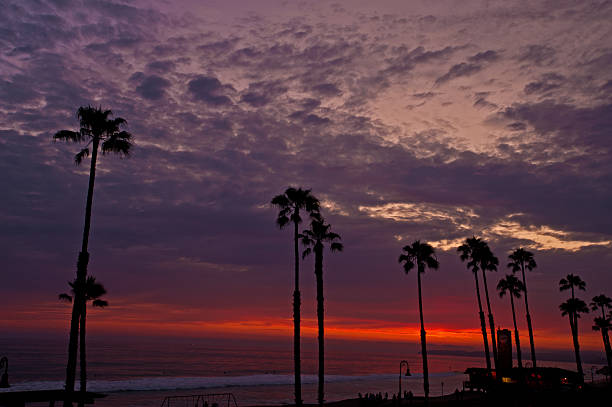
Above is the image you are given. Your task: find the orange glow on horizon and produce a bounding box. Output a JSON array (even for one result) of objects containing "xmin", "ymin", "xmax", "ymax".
[{"xmin": 1, "ymin": 299, "xmax": 604, "ymax": 352}]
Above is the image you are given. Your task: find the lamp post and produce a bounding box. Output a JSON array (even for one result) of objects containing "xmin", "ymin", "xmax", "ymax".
[{"xmin": 399, "ymin": 360, "xmax": 411, "ymax": 398}]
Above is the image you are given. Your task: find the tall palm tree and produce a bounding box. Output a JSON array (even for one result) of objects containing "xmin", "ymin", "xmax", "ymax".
[
  {"xmin": 508, "ymin": 248, "xmax": 538, "ymax": 367},
  {"xmin": 458, "ymin": 237, "xmax": 491, "ymax": 370},
  {"xmin": 477, "ymin": 243, "xmax": 499, "ymax": 369},
  {"xmin": 271, "ymin": 187, "xmax": 320, "ymax": 407},
  {"xmin": 300, "ymin": 217, "xmax": 343, "ymax": 407},
  {"xmin": 497, "ymin": 275, "xmax": 525, "ymax": 368},
  {"xmin": 590, "ymin": 295, "xmax": 612, "ymax": 376},
  {"xmin": 399, "ymin": 241, "xmax": 439, "ymax": 401},
  {"xmin": 559, "ymin": 298, "xmax": 589, "ymax": 381},
  {"xmin": 59, "ymin": 276, "xmax": 108, "ymax": 406},
  {"xmin": 54, "ymin": 106, "xmax": 132, "ymax": 404}
]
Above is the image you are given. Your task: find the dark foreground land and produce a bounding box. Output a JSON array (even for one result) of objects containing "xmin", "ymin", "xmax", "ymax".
[{"xmin": 266, "ymin": 386, "xmax": 612, "ymax": 407}]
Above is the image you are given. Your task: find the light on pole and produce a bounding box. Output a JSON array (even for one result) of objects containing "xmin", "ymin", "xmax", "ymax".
[{"xmin": 399, "ymin": 360, "xmax": 411, "ymax": 397}]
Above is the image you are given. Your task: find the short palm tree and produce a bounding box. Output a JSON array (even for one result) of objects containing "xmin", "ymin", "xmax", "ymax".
[
  {"xmin": 508, "ymin": 248, "xmax": 538, "ymax": 367},
  {"xmin": 559, "ymin": 298, "xmax": 589, "ymax": 381},
  {"xmin": 497, "ymin": 275, "xmax": 525, "ymax": 368},
  {"xmin": 399, "ymin": 241, "xmax": 439, "ymax": 400},
  {"xmin": 458, "ymin": 237, "xmax": 491, "ymax": 370},
  {"xmin": 54, "ymin": 106, "xmax": 132, "ymax": 403},
  {"xmin": 59, "ymin": 276, "xmax": 108, "ymax": 406},
  {"xmin": 590, "ymin": 295, "xmax": 612, "ymax": 376},
  {"xmin": 271, "ymin": 187, "xmax": 320, "ymax": 407},
  {"xmin": 301, "ymin": 217, "xmax": 343, "ymax": 406}
]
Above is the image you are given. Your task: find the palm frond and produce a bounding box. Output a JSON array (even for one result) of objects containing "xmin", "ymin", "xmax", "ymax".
[
  {"xmin": 74, "ymin": 148, "xmax": 90, "ymax": 165},
  {"xmin": 92, "ymin": 299, "xmax": 108, "ymax": 308},
  {"xmin": 59, "ymin": 293, "xmax": 73, "ymax": 303},
  {"xmin": 302, "ymin": 247, "xmax": 312, "ymax": 259},
  {"xmin": 54, "ymin": 130, "xmax": 84, "ymax": 143},
  {"xmin": 101, "ymin": 137, "xmax": 132, "ymax": 157}
]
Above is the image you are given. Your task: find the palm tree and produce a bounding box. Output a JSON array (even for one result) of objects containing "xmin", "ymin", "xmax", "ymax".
[
  {"xmin": 399, "ymin": 241, "xmax": 439, "ymax": 401},
  {"xmin": 271, "ymin": 187, "xmax": 320, "ymax": 407},
  {"xmin": 497, "ymin": 275, "xmax": 525, "ymax": 368},
  {"xmin": 559, "ymin": 298, "xmax": 589, "ymax": 381},
  {"xmin": 458, "ymin": 237, "xmax": 491, "ymax": 370},
  {"xmin": 54, "ymin": 106, "xmax": 132, "ymax": 404},
  {"xmin": 477, "ymin": 243, "xmax": 499, "ymax": 369},
  {"xmin": 59, "ymin": 276, "xmax": 108, "ymax": 406},
  {"xmin": 590, "ymin": 295, "xmax": 612, "ymax": 376},
  {"xmin": 300, "ymin": 217, "xmax": 343, "ymax": 406},
  {"xmin": 508, "ymin": 248, "xmax": 538, "ymax": 367},
  {"xmin": 559, "ymin": 274, "xmax": 586, "ymax": 328}
]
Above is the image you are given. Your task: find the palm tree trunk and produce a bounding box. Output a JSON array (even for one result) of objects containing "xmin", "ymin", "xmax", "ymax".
[
  {"xmin": 315, "ymin": 244, "xmax": 324, "ymax": 407},
  {"xmin": 473, "ymin": 272, "xmax": 491, "ymax": 369},
  {"xmin": 521, "ymin": 266, "xmax": 536, "ymax": 368},
  {"xmin": 569, "ymin": 316, "xmax": 584, "ymax": 382},
  {"xmin": 602, "ymin": 329, "xmax": 612, "ymax": 382},
  {"xmin": 417, "ymin": 268, "xmax": 429, "ymax": 401},
  {"xmin": 480, "ymin": 270, "xmax": 497, "ymax": 369},
  {"xmin": 78, "ymin": 302, "xmax": 87, "ymax": 407},
  {"xmin": 510, "ymin": 295, "xmax": 522, "ymax": 369},
  {"xmin": 293, "ymin": 219, "xmax": 302, "ymax": 407},
  {"xmin": 64, "ymin": 139, "xmax": 99, "ymax": 407}
]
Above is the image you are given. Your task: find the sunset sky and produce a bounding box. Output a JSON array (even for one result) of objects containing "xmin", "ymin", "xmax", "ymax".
[{"xmin": 1, "ymin": 0, "xmax": 612, "ymax": 356}]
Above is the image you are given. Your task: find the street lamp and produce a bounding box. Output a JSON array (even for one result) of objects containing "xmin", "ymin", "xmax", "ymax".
[{"xmin": 399, "ymin": 360, "xmax": 411, "ymax": 397}]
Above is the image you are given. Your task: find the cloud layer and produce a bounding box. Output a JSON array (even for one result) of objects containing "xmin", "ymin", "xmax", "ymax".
[{"xmin": 1, "ymin": 0, "xmax": 612, "ymax": 349}]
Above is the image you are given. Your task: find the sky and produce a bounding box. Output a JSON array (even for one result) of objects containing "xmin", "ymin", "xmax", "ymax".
[{"xmin": 1, "ymin": 0, "xmax": 612, "ymax": 357}]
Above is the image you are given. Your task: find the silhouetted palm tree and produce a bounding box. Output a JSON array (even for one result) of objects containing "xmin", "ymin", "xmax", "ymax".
[
  {"xmin": 59, "ymin": 276, "xmax": 108, "ymax": 406},
  {"xmin": 508, "ymin": 248, "xmax": 538, "ymax": 367},
  {"xmin": 590, "ymin": 295, "xmax": 612, "ymax": 376},
  {"xmin": 559, "ymin": 274, "xmax": 586, "ymax": 328},
  {"xmin": 497, "ymin": 275, "xmax": 525, "ymax": 368},
  {"xmin": 559, "ymin": 298, "xmax": 588, "ymax": 381},
  {"xmin": 458, "ymin": 237, "xmax": 491, "ymax": 370},
  {"xmin": 399, "ymin": 241, "xmax": 439, "ymax": 401},
  {"xmin": 271, "ymin": 187, "xmax": 320, "ymax": 407},
  {"xmin": 301, "ymin": 217, "xmax": 343, "ymax": 407},
  {"xmin": 477, "ymin": 242, "xmax": 499, "ymax": 369},
  {"xmin": 54, "ymin": 106, "xmax": 132, "ymax": 404}
]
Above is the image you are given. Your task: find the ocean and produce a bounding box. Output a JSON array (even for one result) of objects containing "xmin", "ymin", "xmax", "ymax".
[{"xmin": 0, "ymin": 333, "xmax": 602, "ymax": 407}]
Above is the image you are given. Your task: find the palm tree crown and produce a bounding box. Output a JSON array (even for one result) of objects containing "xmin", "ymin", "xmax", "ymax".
[
  {"xmin": 497, "ymin": 274, "xmax": 524, "ymax": 299},
  {"xmin": 59, "ymin": 276, "xmax": 109, "ymax": 308},
  {"xmin": 560, "ymin": 298, "xmax": 589, "ymax": 320},
  {"xmin": 559, "ymin": 274, "xmax": 586, "ymax": 297},
  {"xmin": 54, "ymin": 106, "xmax": 132, "ymax": 164},
  {"xmin": 271, "ymin": 187, "xmax": 320, "ymax": 229},
  {"xmin": 590, "ymin": 295, "xmax": 612, "ymax": 317},
  {"xmin": 399, "ymin": 240, "xmax": 440, "ymax": 274},
  {"xmin": 507, "ymin": 248, "xmax": 537, "ymax": 273},
  {"xmin": 301, "ymin": 218, "xmax": 343, "ymax": 259}
]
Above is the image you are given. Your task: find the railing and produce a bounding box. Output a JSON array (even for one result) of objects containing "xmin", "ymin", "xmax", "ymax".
[{"xmin": 160, "ymin": 393, "xmax": 238, "ymax": 407}]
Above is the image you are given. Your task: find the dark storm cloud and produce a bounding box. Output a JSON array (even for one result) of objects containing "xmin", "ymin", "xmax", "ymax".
[
  {"xmin": 383, "ymin": 45, "xmax": 461, "ymax": 75},
  {"xmin": 523, "ymin": 72, "xmax": 565, "ymax": 95},
  {"xmin": 435, "ymin": 62, "xmax": 482, "ymax": 85},
  {"xmin": 468, "ymin": 50, "xmax": 500, "ymax": 63},
  {"xmin": 310, "ymin": 82, "xmax": 342, "ymax": 97},
  {"xmin": 146, "ymin": 60, "xmax": 176, "ymax": 73},
  {"xmin": 136, "ymin": 75, "xmax": 171, "ymax": 100},
  {"xmin": 517, "ymin": 44, "xmax": 556, "ymax": 66},
  {"xmin": 188, "ymin": 76, "xmax": 235, "ymax": 106},
  {"xmin": 502, "ymin": 101, "xmax": 612, "ymax": 153}
]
